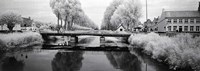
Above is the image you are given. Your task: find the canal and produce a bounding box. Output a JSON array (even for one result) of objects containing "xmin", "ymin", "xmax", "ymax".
[{"xmin": 0, "ymin": 36, "xmax": 183, "ymax": 71}]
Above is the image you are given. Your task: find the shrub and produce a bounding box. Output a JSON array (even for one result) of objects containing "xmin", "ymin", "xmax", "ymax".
[
  {"xmin": 128, "ymin": 32, "xmax": 200, "ymax": 70},
  {"xmin": 0, "ymin": 32, "xmax": 43, "ymax": 48}
]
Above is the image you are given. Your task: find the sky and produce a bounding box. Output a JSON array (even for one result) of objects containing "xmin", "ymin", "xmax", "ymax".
[{"xmin": 0, "ymin": 0, "xmax": 199, "ymax": 28}]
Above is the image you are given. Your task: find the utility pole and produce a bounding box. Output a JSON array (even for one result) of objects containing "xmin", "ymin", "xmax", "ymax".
[{"xmin": 146, "ymin": 0, "xmax": 148, "ymax": 20}]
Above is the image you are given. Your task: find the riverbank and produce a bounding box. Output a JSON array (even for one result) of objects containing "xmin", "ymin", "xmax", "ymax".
[
  {"xmin": 128, "ymin": 32, "xmax": 200, "ymax": 70},
  {"xmin": 0, "ymin": 32, "xmax": 43, "ymax": 50}
]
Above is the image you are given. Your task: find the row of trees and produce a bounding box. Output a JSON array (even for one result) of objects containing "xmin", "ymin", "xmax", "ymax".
[
  {"xmin": 0, "ymin": 12, "xmax": 23, "ymax": 31},
  {"xmin": 101, "ymin": 0, "xmax": 142, "ymax": 31},
  {"xmin": 50, "ymin": 0, "xmax": 98, "ymax": 31}
]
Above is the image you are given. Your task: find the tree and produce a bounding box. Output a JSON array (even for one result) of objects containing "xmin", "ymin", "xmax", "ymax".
[
  {"xmin": 101, "ymin": 0, "xmax": 123, "ymax": 30},
  {"xmin": 50, "ymin": 0, "xmax": 97, "ymax": 31},
  {"xmin": 0, "ymin": 12, "xmax": 22, "ymax": 31},
  {"xmin": 102, "ymin": 0, "xmax": 142, "ymax": 31}
]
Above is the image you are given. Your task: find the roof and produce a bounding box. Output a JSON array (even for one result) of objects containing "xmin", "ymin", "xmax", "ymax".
[
  {"xmin": 116, "ymin": 24, "xmax": 126, "ymax": 30},
  {"xmin": 21, "ymin": 17, "xmax": 33, "ymax": 27},
  {"xmin": 164, "ymin": 11, "xmax": 200, "ymax": 17},
  {"xmin": 158, "ymin": 11, "xmax": 200, "ymax": 22}
]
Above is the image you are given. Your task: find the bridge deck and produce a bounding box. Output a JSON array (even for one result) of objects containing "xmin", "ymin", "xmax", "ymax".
[{"xmin": 40, "ymin": 32, "xmax": 132, "ymax": 37}]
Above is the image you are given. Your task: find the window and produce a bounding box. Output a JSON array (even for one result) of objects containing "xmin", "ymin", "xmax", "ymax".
[
  {"xmin": 196, "ymin": 26, "xmax": 200, "ymax": 31},
  {"xmin": 173, "ymin": 19, "xmax": 177, "ymax": 23},
  {"xmin": 173, "ymin": 26, "xmax": 177, "ymax": 31},
  {"xmin": 184, "ymin": 26, "xmax": 188, "ymax": 31},
  {"xmin": 155, "ymin": 28, "xmax": 158, "ymax": 31},
  {"xmin": 120, "ymin": 29, "xmax": 123, "ymax": 31},
  {"xmin": 179, "ymin": 19, "xmax": 183, "ymax": 23},
  {"xmin": 167, "ymin": 19, "xmax": 171, "ymax": 23},
  {"xmin": 179, "ymin": 26, "xmax": 183, "ymax": 32},
  {"xmin": 185, "ymin": 19, "xmax": 188, "ymax": 23},
  {"xmin": 196, "ymin": 19, "xmax": 200, "ymax": 23},
  {"xmin": 168, "ymin": 26, "xmax": 171, "ymax": 31},
  {"xmin": 190, "ymin": 19, "xmax": 194, "ymax": 24},
  {"xmin": 190, "ymin": 26, "xmax": 194, "ymax": 31}
]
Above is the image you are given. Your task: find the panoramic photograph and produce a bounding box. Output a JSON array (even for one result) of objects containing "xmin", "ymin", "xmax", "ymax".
[{"xmin": 0, "ymin": 0, "xmax": 200, "ymax": 71}]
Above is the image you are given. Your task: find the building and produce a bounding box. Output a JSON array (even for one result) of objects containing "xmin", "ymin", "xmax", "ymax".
[
  {"xmin": 116, "ymin": 24, "xmax": 126, "ymax": 32},
  {"xmin": 143, "ymin": 19, "xmax": 153, "ymax": 32},
  {"xmin": 156, "ymin": 2, "xmax": 200, "ymax": 32},
  {"xmin": 0, "ymin": 17, "xmax": 36, "ymax": 31},
  {"xmin": 151, "ymin": 17, "xmax": 159, "ymax": 31},
  {"xmin": 134, "ymin": 24, "xmax": 144, "ymax": 32},
  {"xmin": 21, "ymin": 17, "xmax": 34, "ymax": 31}
]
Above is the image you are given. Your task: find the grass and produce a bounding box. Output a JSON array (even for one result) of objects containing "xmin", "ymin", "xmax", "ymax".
[{"xmin": 128, "ymin": 32, "xmax": 200, "ymax": 70}]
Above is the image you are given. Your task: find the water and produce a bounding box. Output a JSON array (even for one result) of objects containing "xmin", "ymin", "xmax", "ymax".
[{"xmin": 0, "ymin": 36, "xmax": 180, "ymax": 71}]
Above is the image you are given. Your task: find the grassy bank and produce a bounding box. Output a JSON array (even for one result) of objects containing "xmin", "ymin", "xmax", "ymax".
[
  {"xmin": 128, "ymin": 33, "xmax": 200, "ymax": 70},
  {"xmin": 0, "ymin": 32, "xmax": 43, "ymax": 50}
]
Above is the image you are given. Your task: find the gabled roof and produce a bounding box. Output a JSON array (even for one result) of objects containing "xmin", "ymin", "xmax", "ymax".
[
  {"xmin": 116, "ymin": 24, "xmax": 126, "ymax": 30},
  {"xmin": 158, "ymin": 11, "xmax": 200, "ymax": 22}
]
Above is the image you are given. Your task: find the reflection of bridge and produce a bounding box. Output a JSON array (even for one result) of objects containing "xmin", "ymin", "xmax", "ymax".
[{"xmin": 40, "ymin": 30, "xmax": 132, "ymax": 44}]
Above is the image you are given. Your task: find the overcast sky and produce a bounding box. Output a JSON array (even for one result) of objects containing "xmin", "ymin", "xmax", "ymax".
[{"xmin": 0, "ymin": 0, "xmax": 199, "ymax": 27}]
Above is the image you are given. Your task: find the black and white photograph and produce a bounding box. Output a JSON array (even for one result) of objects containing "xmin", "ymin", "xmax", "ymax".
[{"xmin": 0, "ymin": 0, "xmax": 200, "ymax": 71}]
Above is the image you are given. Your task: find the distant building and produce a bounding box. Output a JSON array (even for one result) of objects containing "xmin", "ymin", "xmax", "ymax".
[
  {"xmin": 0, "ymin": 17, "xmax": 36, "ymax": 31},
  {"xmin": 134, "ymin": 24, "xmax": 144, "ymax": 32},
  {"xmin": 151, "ymin": 17, "xmax": 159, "ymax": 31},
  {"xmin": 21, "ymin": 17, "xmax": 34, "ymax": 31},
  {"xmin": 156, "ymin": 2, "xmax": 200, "ymax": 32},
  {"xmin": 116, "ymin": 24, "xmax": 126, "ymax": 32},
  {"xmin": 143, "ymin": 19, "xmax": 153, "ymax": 32}
]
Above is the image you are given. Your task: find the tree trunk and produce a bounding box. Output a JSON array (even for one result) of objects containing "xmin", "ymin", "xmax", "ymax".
[
  {"xmin": 57, "ymin": 13, "xmax": 60, "ymax": 33},
  {"xmin": 64, "ymin": 19, "xmax": 67, "ymax": 31},
  {"xmin": 67, "ymin": 21, "xmax": 70, "ymax": 31},
  {"xmin": 1, "ymin": 25, "xmax": 3, "ymax": 30},
  {"xmin": 61, "ymin": 19, "xmax": 63, "ymax": 28},
  {"xmin": 7, "ymin": 23, "xmax": 14, "ymax": 32}
]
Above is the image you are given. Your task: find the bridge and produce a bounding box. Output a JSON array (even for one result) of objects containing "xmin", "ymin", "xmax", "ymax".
[{"xmin": 40, "ymin": 30, "xmax": 132, "ymax": 45}]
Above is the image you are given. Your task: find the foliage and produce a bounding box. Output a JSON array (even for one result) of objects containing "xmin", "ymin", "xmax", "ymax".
[
  {"xmin": 101, "ymin": 0, "xmax": 123, "ymax": 30},
  {"xmin": 101, "ymin": 0, "xmax": 142, "ymax": 30},
  {"xmin": 128, "ymin": 33, "xmax": 200, "ymax": 70},
  {"xmin": 0, "ymin": 12, "xmax": 22, "ymax": 31},
  {"xmin": 0, "ymin": 32, "xmax": 43, "ymax": 48},
  {"xmin": 50, "ymin": 0, "xmax": 98, "ymax": 30},
  {"xmin": 52, "ymin": 51, "xmax": 84, "ymax": 71}
]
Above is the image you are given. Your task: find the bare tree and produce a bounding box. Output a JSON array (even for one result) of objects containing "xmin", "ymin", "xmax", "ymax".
[{"xmin": 0, "ymin": 12, "xmax": 22, "ymax": 31}]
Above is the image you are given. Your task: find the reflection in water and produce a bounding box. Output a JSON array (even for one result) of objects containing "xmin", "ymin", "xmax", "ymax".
[
  {"xmin": 1, "ymin": 57, "xmax": 24, "ymax": 71},
  {"xmin": 106, "ymin": 51, "xmax": 141, "ymax": 71},
  {"xmin": 51, "ymin": 51, "xmax": 84, "ymax": 71}
]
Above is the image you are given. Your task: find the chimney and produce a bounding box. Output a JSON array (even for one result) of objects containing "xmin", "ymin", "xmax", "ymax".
[
  {"xmin": 162, "ymin": 8, "xmax": 165, "ymax": 12},
  {"xmin": 198, "ymin": 2, "xmax": 200, "ymax": 11}
]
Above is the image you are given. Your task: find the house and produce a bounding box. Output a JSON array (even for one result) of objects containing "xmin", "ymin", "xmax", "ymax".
[
  {"xmin": 156, "ymin": 2, "xmax": 200, "ymax": 32},
  {"xmin": 116, "ymin": 24, "xmax": 126, "ymax": 32},
  {"xmin": 21, "ymin": 17, "xmax": 34, "ymax": 31},
  {"xmin": 134, "ymin": 24, "xmax": 144, "ymax": 32},
  {"xmin": 0, "ymin": 17, "xmax": 36, "ymax": 31},
  {"xmin": 143, "ymin": 19, "xmax": 153, "ymax": 32}
]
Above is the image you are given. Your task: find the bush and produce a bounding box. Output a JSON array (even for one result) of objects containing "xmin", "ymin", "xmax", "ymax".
[
  {"xmin": 128, "ymin": 32, "xmax": 200, "ymax": 70},
  {"xmin": 0, "ymin": 32, "xmax": 43, "ymax": 49}
]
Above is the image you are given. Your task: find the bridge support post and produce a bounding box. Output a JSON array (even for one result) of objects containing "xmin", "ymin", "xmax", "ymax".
[
  {"xmin": 75, "ymin": 36, "xmax": 78, "ymax": 44},
  {"xmin": 125, "ymin": 37, "xmax": 129, "ymax": 44},
  {"xmin": 100, "ymin": 36, "xmax": 105, "ymax": 43}
]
